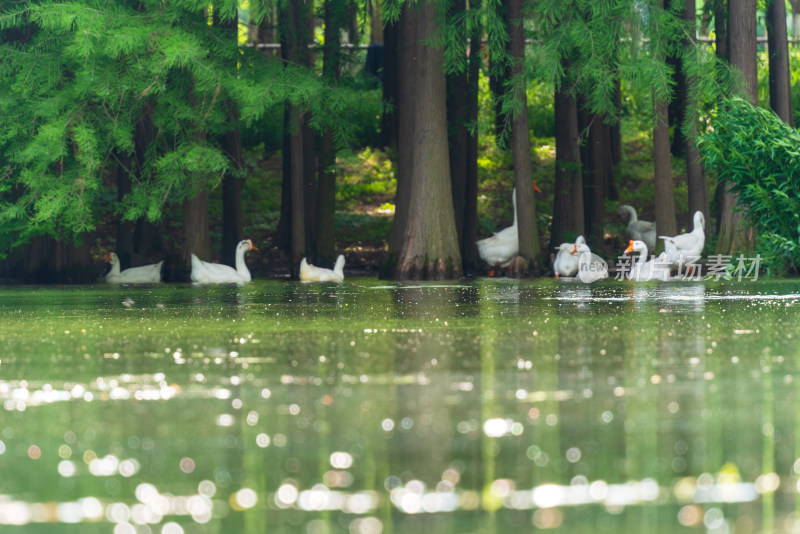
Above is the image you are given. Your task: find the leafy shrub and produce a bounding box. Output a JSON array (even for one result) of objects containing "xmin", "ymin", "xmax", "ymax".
[{"xmin": 698, "ymin": 97, "xmax": 800, "ymax": 273}]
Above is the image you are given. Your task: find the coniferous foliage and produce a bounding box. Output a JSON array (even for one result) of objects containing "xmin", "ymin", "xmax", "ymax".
[
  {"xmin": 699, "ymin": 98, "xmax": 800, "ymax": 273},
  {"xmin": 0, "ymin": 0, "xmax": 356, "ymax": 259}
]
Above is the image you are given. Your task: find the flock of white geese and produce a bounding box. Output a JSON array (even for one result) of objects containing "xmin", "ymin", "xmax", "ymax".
[
  {"xmin": 105, "ymin": 189, "xmax": 704, "ymax": 284},
  {"xmin": 105, "ymin": 240, "xmax": 344, "ymax": 284},
  {"xmin": 477, "ymin": 188, "xmax": 706, "ymax": 282}
]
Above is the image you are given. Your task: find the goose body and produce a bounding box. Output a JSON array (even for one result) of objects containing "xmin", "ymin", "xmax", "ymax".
[
  {"xmin": 619, "ymin": 205, "xmax": 657, "ymax": 254},
  {"xmin": 300, "ymin": 255, "xmax": 345, "ymax": 282},
  {"xmin": 105, "ymin": 253, "xmax": 162, "ymax": 283},
  {"xmin": 572, "ymin": 242, "xmax": 609, "ymax": 283},
  {"xmin": 553, "ymin": 235, "xmax": 586, "ymax": 277},
  {"xmin": 660, "ymin": 211, "xmax": 705, "ymax": 267},
  {"xmin": 477, "ymin": 188, "xmax": 518, "ymax": 270},
  {"xmin": 191, "ymin": 239, "xmax": 256, "ymax": 284},
  {"xmin": 623, "ymin": 240, "xmax": 671, "ymax": 281}
]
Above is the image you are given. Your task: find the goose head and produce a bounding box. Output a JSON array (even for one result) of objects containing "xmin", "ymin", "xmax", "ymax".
[
  {"xmin": 106, "ymin": 252, "xmax": 119, "ymax": 264},
  {"xmin": 693, "ymin": 211, "xmax": 705, "ymax": 231},
  {"xmin": 238, "ymin": 239, "xmax": 258, "ymax": 252},
  {"xmin": 624, "ymin": 240, "xmax": 648, "ymax": 256}
]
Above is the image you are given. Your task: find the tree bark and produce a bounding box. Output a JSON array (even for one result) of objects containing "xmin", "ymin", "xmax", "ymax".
[
  {"xmin": 389, "ymin": 2, "xmax": 461, "ymax": 279},
  {"xmin": 653, "ymin": 97, "xmax": 677, "ymax": 244},
  {"xmin": 767, "ymin": 0, "xmax": 793, "ymax": 126},
  {"xmin": 380, "ymin": 16, "xmax": 399, "ymax": 149},
  {"xmin": 718, "ymin": 0, "xmax": 756, "ymax": 254},
  {"xmin": 115, "ymin": 151, "xmax": 134, "ymax": 270},
  {"xmin": 447, "ymin": 0, "xmax": 468, "ymax": 258},
  {"xmin": 683, "ymin": 0, "xmax": 710, "ymax": 223},
  {"xmin": 316, "ymin": 0, "xmax": 346, "ymax": 267},
  {"xmin": 550, "ymin": 82, "xmax": 584, "ymax": 250},
  {"xmin": 183, "ymin": 191, "xmax": 210, "ymax": 262},
  {"xmin": 507, "ymin": 0, "xmax": 540, "ymax": 274},
  {"xmin": 221, "ymin": 122, "xmax": 244, "ymax": 268},
  {"xmin": 369, "ymin": 0, "xmax": 383, "ymax": 44},
  {"xmin": 463, "ymin": 24, "xmax": 481, "ymax": 273},
  {"xmin": 581, "ymin": 109, "xmax": 610, "ymax": 252},
  {"xmin": 278, "ymin": 0, "xmax": 312, "ymax": 277}
]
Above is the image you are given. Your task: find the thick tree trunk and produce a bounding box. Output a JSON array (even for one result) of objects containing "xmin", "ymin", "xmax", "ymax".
[
  {"xmin": 447, "ymin": 1, "xmax": 468, "ymax": 256},
  {"xmin": 507, "ymin": 0, "xmax": 540, "ymax": 274},
  {"xmin": 390, "ymin": 2, "xmax": 461, "ymax": 279},
  {"xmin": 316, "ymin": 0, "xmax": 345, "ymax": 267},
  {"xmin": 380, "ymin": 17, "xmax": 399, "ymax": 149},
  {"xmin": 132, "ymin": 107, "xmax": 163, "ymax": 261},
  {"xmin": 183, "ymin": 191, "xmax": 210, "ymax": 263},
  {"xmin": 718, "ymin": 0, "xmax": 756, "ymax": 254},
  {"xmin": 490, "ymin": 1, "xmax": 511, "ymax": 147},
  {"xmin": 683, "ymin": 0, "xmax": 710, "ymax": 223},
  {"xmin": 115, "ymin": 152, "xmax": 134, "ymax": 270},
  {"xmin": 653, "ymin": 97, "xmax": 677, "ymax": 244},
  {"xmin": 221, "ymin": 124, "xmax": 243, "ymax": 268},
  {"xmin": 767, "ymin": 0, "xmax": 793, "ymax": 126},
  {"xmin": 550, "ymin": 84, "xmax": 584, "ymax": 250},
  {"xmin": 290, "ymin": 108, "xmax": 306, "ymax": 278},
  {"xmin": 277, "ymin": 104, "xmax": 292, "ymax": 254},
  {"xmin": 278, "ymin": 0, "xmax": 312, "ymax": 277},
  {"xmin": 388, "ymin": 7, "xmax": 412, "ymax": 256},
  {"xmin": 582, "ymin": 111, "xmax": 610, "ymax": 251},
  {"xmin": 369, "ymin": 0, "xmax": 383, "ymax": 44},
  {"xmin": 463, "ymin": 28, "xmax": 481, "ymax": 273}
]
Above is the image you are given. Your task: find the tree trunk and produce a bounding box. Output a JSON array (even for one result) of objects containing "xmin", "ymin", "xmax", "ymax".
[
  {"xmin": 582, "ymin": 111, "xmax": 610, "ymax": 251},
  {"xmin": 447, "ymin": 0, "xmax": 468, "ymax": 258},
  {"xmin": 316, "ymin": 0, "xmax": 345, "ymax": 267},
  {"xmin": 683, "ymin": 0, "xmax": 710, "ymax": 223},
  {"xmin": 653, "ymin": 97, "xmax": 677, "ymax": 244},
  {"xmin": 718, "ymin": 0, "xmax": 756, "ymax": 254},
  {"xmin": 462, "ymin": 26, "xmax": 481, "ymax": 273},
  {"xmin": 221, "ymin": 124, "xmax": 244, "ymax": 268},
  {"xmin": 278, "ymin": 0, "xmax": 312, "ymax": 277},
  {"xmin": 507, "ymin": 0, "xmax": 539, "ymax": 275},
  {"xmin": 277, "ymin": 104, "xmax": 292, "ymax": 254},
  {"xmin": 115, "ymin": 151, "xmax": 134, "ymax": 270},
  {"xmin": 767, "ymin": 0, "xmax": 793, "ymax": 126},
  {"xmin": 369, "ymin": 0, "xmax": 383, "ymax": 44},
  {"xmin": 388, "ymin": 7, "xmax": 412, "ymax": 256},
  {"xmin": 380, "ymin": 17, "xmax": 399, "ymax": 149},
  {"xmin": 490, "ymin": 1, "xmax": 511, "ymax": 147},
  {"xmin": 183, "ymin": 191, "xmax": 210, "ymax": 263},
  {"xmin": 550, "ymin": 83, "xmax": 584, "ymax": 250},
  {"xmin": 290, "ymin": 108, "xmax": 306, "ymax": 277},
  {"xmin": 389, "ymin": 2, "xmax": 461, "ymax": 279}
]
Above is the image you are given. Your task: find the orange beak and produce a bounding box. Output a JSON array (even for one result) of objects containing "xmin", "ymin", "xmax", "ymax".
[
  {"xmin": 571, "ymin": 244, "xmax": 577, "ymax": 254},
  {"xmin": 533, "ymin": 181, "xmax": 542, "ymax": 194},
  {"xmin": 249, "ymin": 241, "xmax": 258, "ymax": 251},
  {"xmin": 106, "ymin": 252, "xmax": 112, "ymax": 262},
  {"xmin": 624, "ymin": 240, "xmax": 634, "ymax": 254}
]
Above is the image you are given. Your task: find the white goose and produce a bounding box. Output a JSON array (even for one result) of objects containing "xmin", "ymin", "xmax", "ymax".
[
  {"xmin": 572, "ymin": 242, "xmax": 609, "ymax": 283},
  {"xmin": 476, "ymin": 188, "xmax": 518, "ymax": 275},
  {"xmin": 105, "ymin": 253, "xmax": 163, "ymax": 283},
  {"xmin": 300, "ymin": 254, "xmax": 345, "ymax": 282},
  {"xmin": 553, "ymin": 235, "xmax": 586, "ymax": 277},
  {"xmin": 191, "ymin": 239, "xmax": 257, "ymax": 283},
  {"xmin": 660, "ymin": 211, "xmax": 705, "ymax": 268},
  {"xmin": 623, "ymin": 240, "xmax": 671, "ymax": 281},
  {"xmin": 619, "ymin": 205, "xmax": 656, "ymax": 255}
]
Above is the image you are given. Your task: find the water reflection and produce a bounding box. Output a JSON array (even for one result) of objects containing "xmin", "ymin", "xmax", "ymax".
[{"xmin": 0, "ymin": 280, "xmax": 799, "ymax": 532}]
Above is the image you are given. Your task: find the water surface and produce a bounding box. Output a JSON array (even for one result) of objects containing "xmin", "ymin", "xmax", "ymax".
[{"xmin": 1, "ymin": 278, "xmax": 799, "ymax": 533}]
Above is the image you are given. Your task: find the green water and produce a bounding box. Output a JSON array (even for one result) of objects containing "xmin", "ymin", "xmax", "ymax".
[{"xmin": 1, "ymin": 278, "xmax": 799, "ymax": 533}]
